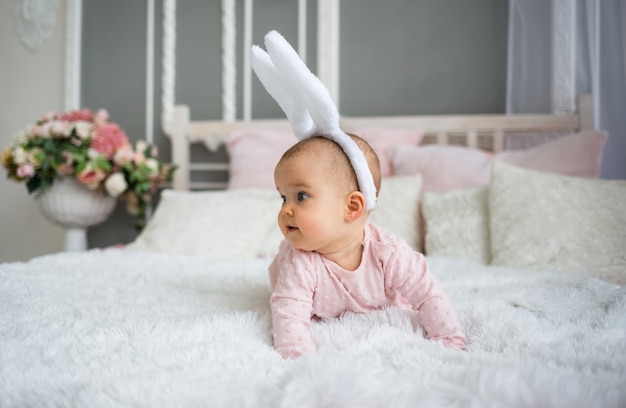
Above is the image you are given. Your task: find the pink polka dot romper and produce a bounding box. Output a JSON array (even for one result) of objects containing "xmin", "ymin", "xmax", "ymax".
[{"xmin": 268, "ymin": 222, "xmax": 468, "ymax": 359}]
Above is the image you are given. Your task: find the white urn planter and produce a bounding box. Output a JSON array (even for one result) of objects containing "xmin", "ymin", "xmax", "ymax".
[{"xmin": 36, "ymin": 177, "xmax": 116, "ymax": 252}]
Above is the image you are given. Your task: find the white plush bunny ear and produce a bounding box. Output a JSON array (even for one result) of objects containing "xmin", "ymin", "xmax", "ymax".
[
  {"xmin": 251, "ymin": 30, "xmax": 377, "ymax": 210},
  {"xmin": 263, "ymin": 30, "xmax": 339, "ymax": 134},
  {"xmin": 250, "ymin": 45, "xmax": 315, "ymax": 138}
]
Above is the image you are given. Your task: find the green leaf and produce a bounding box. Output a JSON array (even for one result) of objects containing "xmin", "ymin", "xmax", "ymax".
[
  {"xmin": 76, "ymin": 160, "xmax": 87, "ymax": 173},
  {"xmin": 41, "ymin": 158, "xmax": 51, "ymax": 172},
  {"xmin": 26, "ymin": 176, "xmax": 42, "ymax": 194},
  {"xmin": 43, "ymin": 139, "xmax": 55, "ymax": 153}
]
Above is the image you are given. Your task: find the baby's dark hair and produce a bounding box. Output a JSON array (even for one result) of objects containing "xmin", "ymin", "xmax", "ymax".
[{"xmin": 278, "ymin": 133, "xmax": 381, "ymax": 197}]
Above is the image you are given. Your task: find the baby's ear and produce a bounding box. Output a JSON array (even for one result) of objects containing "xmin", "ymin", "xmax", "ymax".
[{"xmin": 345, "ymin": 191, "xmax": 366, "ymax": 221}]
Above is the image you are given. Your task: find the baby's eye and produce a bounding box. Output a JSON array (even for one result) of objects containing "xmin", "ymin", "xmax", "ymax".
[
  {"xmin": 297, "ymin": 192, "xmax": 309, "ymax": 202},
  {"xmin": 280, "ymin": 195, "xmax": 286, "ymax": 204}
]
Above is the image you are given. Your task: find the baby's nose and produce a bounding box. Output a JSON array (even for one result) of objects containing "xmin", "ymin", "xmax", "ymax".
[{"xmin": 280, "ymin": 204, "xmax": 293, "ymax": 216}]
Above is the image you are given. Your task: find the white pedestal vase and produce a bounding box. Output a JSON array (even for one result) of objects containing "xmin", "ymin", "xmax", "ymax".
[{"xmin": 36, "ymin": 177, "xmax": 116, "ymax": 252}]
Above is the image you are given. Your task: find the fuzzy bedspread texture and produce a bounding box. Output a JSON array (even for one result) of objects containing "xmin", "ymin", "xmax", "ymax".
[{"xmin": 0, "ymin": 249, "xmax": 624, "ymax": 408}]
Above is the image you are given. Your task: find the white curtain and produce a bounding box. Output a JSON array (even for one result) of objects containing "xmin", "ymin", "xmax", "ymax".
[{"xmin": 507, "ymin": 0, "xmax": 626, "ymax": 179}]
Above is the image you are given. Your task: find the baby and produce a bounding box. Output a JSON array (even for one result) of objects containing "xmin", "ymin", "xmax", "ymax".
[{"xmin": 269, "ymin": 134, "xmax": 467, "ymax": 359}]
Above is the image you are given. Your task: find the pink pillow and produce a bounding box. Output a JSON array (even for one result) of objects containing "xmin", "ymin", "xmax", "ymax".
[
  {"xmin": 391, "ymin": 144, "xmax": 493, "ymax": 192},
  {"xmin": 347, "ymin": 127, "xmax": 425, "ymax": 177},
  {"xmin": 226, "ymin": 128, "xmax": 297, "ymax": 189},
  {"xmin": 390, "ymin": 130, "xmax": 608, "ymax": 192},
  {"xmin": 497, "ymin": 130, "xmax": 607, "ymax": 177},
  {"xmin": 226, "ymin": 126, "xmax": 425, "ymax": 189}
]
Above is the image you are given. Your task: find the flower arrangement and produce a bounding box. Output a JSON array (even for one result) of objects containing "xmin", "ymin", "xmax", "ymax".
[{"xmin": 1, "ymin": 108, "xmax": 175, "ymax": 229}]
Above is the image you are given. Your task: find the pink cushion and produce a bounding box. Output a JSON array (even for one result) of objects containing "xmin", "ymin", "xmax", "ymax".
[
  {"xmin": 226, "ymin": 128, "xmax": 297, "ymax": 189},
  {"xmin": 391, "ymin": 145, "xmax": 493, "ymax": 192},
  {"xmin": 390, "ymin": 130, "xmax": 608, "ymax": 192},
  {"xmin": 497, "ymin": 131, "xmax": 607, "ymax": 177},
  {"xmin": 345, "ymin": 127, "xmax": 424, "ymax": 177},
  {"xmin": 226, "ymin": 127, "xmax": 425, "ymax": 189}
]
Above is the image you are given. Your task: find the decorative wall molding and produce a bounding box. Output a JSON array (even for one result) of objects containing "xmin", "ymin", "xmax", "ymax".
[
  {"xmin": 15, "ymin": 0, "xmax": 59, "ymax": 52},
  {"xmin": 162, "ymin": 0, "xmax": 176, "ymax": 136},
  {"xmin": 317, "ymin": 0, "xmax": 340, "ymax": 107},
  {"xmin": 222, "ymin": 0, "xmax": 236, "ymax": 122},
  {"xmin": 64, "ymin": 0, "xmax": 81, "ymax": 111},
  {"xmin": 161, "ymin": 0, "xmax": 329, "ymax": 129},
  {"xmin": 145, "ymin": 0, "xmax": 155, "ymax": 143},
  {"xmin": 551, "ymin": 0, "xmax": 576, "ymax": 114},
  {"xmin": 242, "ymin": 0, "xmax": 253, "ymax": 121}
]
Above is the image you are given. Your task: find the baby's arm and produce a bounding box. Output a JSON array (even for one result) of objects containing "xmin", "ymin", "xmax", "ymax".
[
  {"xmin": 415, "ymin": 290, "xmax": 467, "ymax": 350},
  {"xmin": 269, "ymin": 255, "xmax": 317, "ymax": 358},
  {"xmin": 388, "ymin": 247, "xmax": 467, "ymax": 350}
]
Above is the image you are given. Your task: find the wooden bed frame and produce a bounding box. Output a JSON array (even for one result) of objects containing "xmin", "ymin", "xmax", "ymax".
[
  {"xmin": 162, "ymin": 2, "xmax": 593, "ymax": 191},
  {"xmin": 170, "ymin": 94, "xmax": 594, "ymax": 191}
]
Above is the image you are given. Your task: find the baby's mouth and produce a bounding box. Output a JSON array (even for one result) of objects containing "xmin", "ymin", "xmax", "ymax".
[{"xmin": 286, "ymin": 225, "xmax": 299, "ymax": 232}]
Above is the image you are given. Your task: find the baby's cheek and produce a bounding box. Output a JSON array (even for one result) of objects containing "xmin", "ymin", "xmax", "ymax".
[{"xmin": 299, "ymin": 220, "xmax": 323, "ymax": 241}]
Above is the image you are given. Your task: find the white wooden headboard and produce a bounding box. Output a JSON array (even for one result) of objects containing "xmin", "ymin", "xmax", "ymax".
[
  {"xmin": 162, "ymin": 1, "xmax": 594, "ymax": 191},
  {"xmin": 171, "ymin": 95, "xmax": 593, "ymax": 190}
]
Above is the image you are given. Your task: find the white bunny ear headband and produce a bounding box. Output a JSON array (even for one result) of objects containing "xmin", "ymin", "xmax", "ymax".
[{"xmin": 250, "ymin": 30, "xmax": 377, "ymax": 211}]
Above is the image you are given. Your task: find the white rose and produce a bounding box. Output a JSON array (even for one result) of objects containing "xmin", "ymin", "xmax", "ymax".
[
  {"xmin": 105, "ymin": 172, "xmax": 128, "ymax": 197},
  {"xmin": 74, "ymin": 121, "xmax": 93, "ymax": 139},
  {"xmin": 37, "ymin": 122, "xmax": 53, "ymax": 138},
  {"xmin": 16, "ymin": 130, "xmax": 28, "ymax": 144},
  {"xmin": 145, "ymin": 158, "xmax": 160, "ymax": 175},
  {"xmin": 87, "ymin": 148, "xmax": 101, "ymax": 160},
  {"xmin": 12, "ymin": 147, "xmax": 27, "ymax": 164},
  {"xmin": 51, "ymin": 120, "xmax": 68, "ymax": 136},
  {"xmin": 27, "ymin": 148, "xmax": 43, "ymax": 167},
  {"xmin": 135, "ymin": 140, "xmax": 148, "ymax": 155}
]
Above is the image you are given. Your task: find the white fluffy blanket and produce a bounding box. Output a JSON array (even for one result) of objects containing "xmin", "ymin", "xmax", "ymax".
[{"xmin": 1, "ymin": 249, "xmax": 624, "ymax": 407}]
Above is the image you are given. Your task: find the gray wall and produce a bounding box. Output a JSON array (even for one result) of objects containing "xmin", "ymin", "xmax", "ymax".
[
  {"xmin": 0, "ymin": 1, "xmax": 67, "ymax": 262},
  {"xmin": 82, "ymin": 0, "xmax": 153, "ymax": 247},
  {"xmin": 82, "ymin": 0, "xmax": 509, "ymax": 248},
  {"xmin": 340, "ymin": 0, "xmax": 508, "ymax": 115}
]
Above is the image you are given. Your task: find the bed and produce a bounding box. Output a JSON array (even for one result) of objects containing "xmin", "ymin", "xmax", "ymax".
[{"xmin": 2, "ymin": 3, "xmax": 626, "ymax": 407}]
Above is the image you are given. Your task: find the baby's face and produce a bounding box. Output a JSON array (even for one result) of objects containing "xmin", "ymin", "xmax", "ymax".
[{"xmin": 274, "ymin": 154, "xmax": 349, "ymax": 253}]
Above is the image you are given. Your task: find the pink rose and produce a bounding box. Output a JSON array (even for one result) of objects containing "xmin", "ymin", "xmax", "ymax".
[
  {"xmin": 59, "ymin": 108, "xmax": 93, "ymax": 122},
  {"xmin": 42, "ymin": 112, "xmax": 56, "ymax": 122},
  {"xmin": 16, "ymin": 163, "xmax": 34, "ymax": 179},
  {"xmin": 94, "ymin": 109, "xmax": 109, "ymax": 126},
  {"xmin": 132, "ymin": 152, "xmax": 146, "ymax": 165},
  {"xmin": 76, "ymin": 163, "xmax": 106, "ymax": 189},
  {"xmin": 56, "ymin": 163, "xmax": 74, "ymax": 176},
  {"xmin": 56, "ymin": 152, "xmax": 74, "ymax": 176},
  {"xmin": 113, "ymin": 145, "xmax": 134, "ymax": 165},
  {"xmin": 29, "ymin": 125, "xmax": 41, "ymax": 138},
  {"xmin": 90, "ymin": 123, "xmax": 130, "ymax": 159}
]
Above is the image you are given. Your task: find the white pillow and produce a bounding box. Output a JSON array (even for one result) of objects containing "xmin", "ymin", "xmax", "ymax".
[
  {"xmin": 489, "ymin": 161, "xmax": 626, "ymax": 284},
  {"xmin": 126, "ymin": 189, "xmax": 279, "ymax": 260},
  {"xmin": 370, "ymin": 174, "xmax": 422, "ymax": 251},
  {"xmin": 257, "ymin": 217, "xmax": 284, "ymax": 259},
  {"xmin": 128, "ymin": 175, "xmax": 422, "ymax": 260},
  {"xmin": 422, "ymin": 187, "xmax": 489, "ymax": 263}
]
